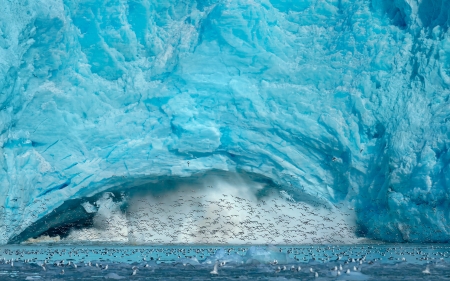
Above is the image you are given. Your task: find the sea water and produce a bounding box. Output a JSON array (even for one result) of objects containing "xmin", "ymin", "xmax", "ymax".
[{"xmin": 0, "ymin": 244, "xmax": 449, "ymax": 280}]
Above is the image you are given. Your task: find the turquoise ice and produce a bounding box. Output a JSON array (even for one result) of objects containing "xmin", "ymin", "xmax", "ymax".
[{"xmin": 0, "ymin": 0, "xmax": 449, "ymax": 244}]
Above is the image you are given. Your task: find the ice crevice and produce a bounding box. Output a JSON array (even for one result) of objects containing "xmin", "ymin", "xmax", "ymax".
[{"xmin": 0, "ymin": 0, "xmax": 449, "ymax": 244}]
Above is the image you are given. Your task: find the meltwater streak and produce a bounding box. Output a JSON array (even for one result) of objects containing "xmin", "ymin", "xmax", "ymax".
[
  {"xmin": 49, "ymin": 175, "xmax": 362, "ymax": 245},
  {"xmin": 0, "ymin": 244, "xmax": 449, "ymax": 280}
]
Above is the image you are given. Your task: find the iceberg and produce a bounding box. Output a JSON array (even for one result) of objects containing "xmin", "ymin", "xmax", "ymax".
[{"xmin": 0, "ymin": 0, "xmax": 449, "ymax": 244}]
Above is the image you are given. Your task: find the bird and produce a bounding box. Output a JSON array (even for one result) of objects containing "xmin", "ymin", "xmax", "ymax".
[
  {"xmin": 210, "ymin": 261, "xmax": 219, "ymax": 274},
  {"xmin": 422, "ymin": 266, "xmax": 431, "ymax": 274}
]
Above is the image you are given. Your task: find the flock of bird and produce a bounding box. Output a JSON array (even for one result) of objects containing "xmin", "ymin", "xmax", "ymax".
[
  {"xmin": 1, "ymin": 183, "xmax": 446, "ymax": 279},
  {"xmin": 62, "ymin": 187, "xmax": 359, "ymax": 245},
  {"xmin": 0, "ymin": 244, "xmax": 447, "ymax": 279}
]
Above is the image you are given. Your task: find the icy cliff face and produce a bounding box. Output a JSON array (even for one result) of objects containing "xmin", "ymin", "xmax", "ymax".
[{"xmin": 0, "ymin": 0, "xmax": 449, "ymax": 244}]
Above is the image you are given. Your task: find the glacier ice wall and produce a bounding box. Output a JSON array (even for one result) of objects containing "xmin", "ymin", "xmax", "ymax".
[{"xmin": 0, "ymin": 0, "xmax": 449, "ymax": 244}]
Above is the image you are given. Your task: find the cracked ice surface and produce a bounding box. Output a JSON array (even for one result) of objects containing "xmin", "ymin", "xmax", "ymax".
[{"xmin": 0, "ymin": 0, "xmax": 449, "ymax": 244}]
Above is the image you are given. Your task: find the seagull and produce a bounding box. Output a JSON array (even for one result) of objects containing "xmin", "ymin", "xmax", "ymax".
[
  {"xmin": 210, "ymin": 261, "xmax": 219, "ymax": 274},
  {"xmin": 422, "ymin": 266, "xmax": 431, "ymax": 274}
]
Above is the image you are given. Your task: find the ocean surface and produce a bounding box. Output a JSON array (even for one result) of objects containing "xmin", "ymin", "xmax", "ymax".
[{"xmin": 0, "ymin": 244, "xmax": 449, "ymax": 280}]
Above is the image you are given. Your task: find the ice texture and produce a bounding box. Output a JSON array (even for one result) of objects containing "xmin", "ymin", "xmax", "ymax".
[{"xmin": 0, "ymin": 0, "xmax": 449, "ymax": 244}]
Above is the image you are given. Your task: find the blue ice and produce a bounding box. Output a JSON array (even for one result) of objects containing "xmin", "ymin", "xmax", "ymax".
[{"xmin": 0, "ymin": 0, "xmax": 449, "ymax": 244}]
